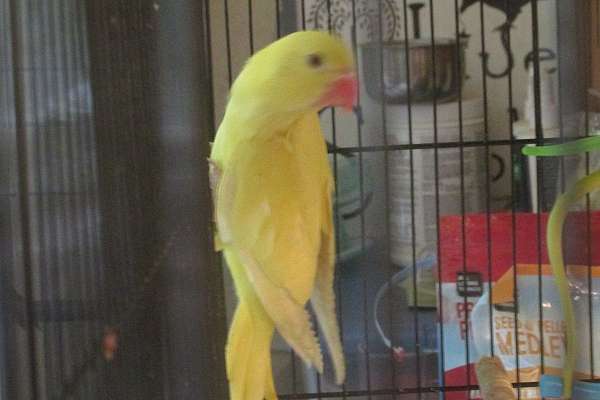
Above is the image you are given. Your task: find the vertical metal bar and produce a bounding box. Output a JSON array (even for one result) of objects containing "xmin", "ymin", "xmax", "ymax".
[
  {"xmin": 376, "ymin": 1, "xmax": 396, "ymax": 397},
  {"xmin": 206, "ymin": 0, "xmax": 228, "ymax": 391},
  {"xmin": 83, "ymin": 2, "xmax": 113, "ymax": 397},
  {"xmin": 428, "ymin": 1, "xmax": 446, "ymax": 397},
  {"xmin": 136, "ymin": 8, "xmax": 163, "ymax": 386},
  {"xmin": 224, "ymin": 0, "xmax": 233, "ymax": 86},
  {"xmin": 350, "ymin": 0, "xmax": 372, "ymax": 397},
  {"xmin": 248, "ymin": 0, "xmax": 254, "ymax": 54},
  {"xmin": 555, "ymin": 1, "xmax": 566, "ymax": 195},
  {"xmin": 29, "ymin": 0, "xmax": 56, "ymax": 396},
  {"xmin": 453, "ymin": 0, "xmax": 470, "ymax": 395},
  {"xmin": 430, "ymin": 23, "xmax": 446, "ymax": 400},
  {"xmin": 100, "ymin": 2, "xmax": 137, "ymax": 393},
  {"xmin": 530, "ymin": 0, "xmax": 547, "ymax": 378},
  {"xmin": 400, "ymin": 0, "xmax": 421, "ymax": 398},
  {"xmin": 97, "ymin": 0, "xmax": 125, "ymax": 340},
  {"xmin": 281, "ymin": 0, "xmax": 299, "ymax": 394},
  {"xmin": 58, "ymin": 0, "xmax": 79, "ymax": 384},
  {"xmin": 23, "ymin": 1, "xmax": 51, "ymax": 396},
  {"xmin": 504, "ymin": 1, "xmax": 521, "ymax": 398},
  {"xmin": 554, "ymin": 9, "xmax": 567, "ymax": 371},
  {"xmin": 0, "ymin": 2, "xmax": 15, "ymax": 396},
  {"xmin": 114, "ymin": 1, "xmax": 139, "ymax": 345},
  {"xmin": 108, "ymin": 0, "xmax": 147, "ymax": 394},
  {"xmin": 479, "ymin": 0, "xmax": 495, "ymax": 361},
  {"xmin": 585, "ymin": 138, "xmax": 594, "ymax": 378},
  {"xmin": 88, "ymin": 1, "xmax": 122, "ymax": 396},
  {"xmin": 293, "ymin": 3, "xmax": 306, "ymax": 393},
  {"xmin": 116, "ymin": 11, "xmax": 139, "ymax": 378},
  {"xmin": 276, "ymin": 0, "xmax": 281, "ymax": 37},
  {"xmin": 325, "ymin": 0, "xmax": 346, "ymax": 397},
  {"xmin": 49, "ymin": 2, "xmax": 74, "ymax": 391},
  {"xmin": 81, "ymin": 7, "xmax": 107, "ymax": 392},
  {"xmin": 582, "ymin": 0, "xmax": 595, "ymax": 379},
  {"xmin": 8, "ymin": 0, "xmax": 40, "ymax": 396},
  {"xmin": 115, "ymin": 1, "xmax": 148, "ymax": 387},
  {"xmin": 290, "ymin": 0, "xmax": 299, "ymax": 383},
  {"xmin": 58, "ymin": 0, "xmax": 89, "ymax": 391},
  {"xmin": 68, "ymin": 0, "xmax": 99, "ymax": 394}
]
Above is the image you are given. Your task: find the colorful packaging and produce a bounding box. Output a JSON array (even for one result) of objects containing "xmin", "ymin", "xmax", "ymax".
[{"xmin": 438, "ymin": 212, "xmax": 600, "ymax": 399}]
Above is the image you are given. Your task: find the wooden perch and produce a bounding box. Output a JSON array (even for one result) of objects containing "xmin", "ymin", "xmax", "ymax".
[{"xmin": 476, "ymin": 356, "xmax": 517, "ymax": 400}]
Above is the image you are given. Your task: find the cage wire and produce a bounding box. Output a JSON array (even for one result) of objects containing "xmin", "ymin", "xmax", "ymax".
[{"xmin": 0, "ymin": 0, "xmax": 599, "ymax": 399}]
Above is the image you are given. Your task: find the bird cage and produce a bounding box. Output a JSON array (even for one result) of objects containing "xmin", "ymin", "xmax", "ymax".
[{"xmin": 1, "ymin": 0, "xmax": 600, "ymax": 399}]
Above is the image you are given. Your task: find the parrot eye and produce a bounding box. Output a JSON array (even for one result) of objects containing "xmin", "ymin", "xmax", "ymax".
[{"xmin": 306, "ymin": 53, "xmax": 324, "ymax": 68}]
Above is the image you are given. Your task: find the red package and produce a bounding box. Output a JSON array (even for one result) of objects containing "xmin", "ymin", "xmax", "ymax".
[{"xmin": 438, "ymin": 212, "xmax": 600, "ymax": 399}]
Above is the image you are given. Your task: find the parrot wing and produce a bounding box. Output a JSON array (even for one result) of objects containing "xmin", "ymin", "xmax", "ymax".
[
  {"xmin": 310, "ymin": 177, "xmax": 346, "ymax": 385},
  {"xmin": 212, "ymin": 155, "xmax": 324, "ymax": 374},
  {"xmin": 235, "ymin": 247, "xmax": 324, "ymax": 373}
]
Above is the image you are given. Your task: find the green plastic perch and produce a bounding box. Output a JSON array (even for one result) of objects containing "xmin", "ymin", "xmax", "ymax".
[
  {"xmin": 523, "ymin": 135, "xmax": 600, "ymax": 157},
  {"xmin": 547, "ymin": 170, "xmax": 600, "ymax": 398},
  {"xmin": 523, "ymin": 136, "xmax": 600, "ymax": 399}
]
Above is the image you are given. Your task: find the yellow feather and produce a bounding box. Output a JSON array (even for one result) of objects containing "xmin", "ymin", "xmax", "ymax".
[{"xmin": 210, "ymin": 30, "xmax": 354, "ymax": 400}]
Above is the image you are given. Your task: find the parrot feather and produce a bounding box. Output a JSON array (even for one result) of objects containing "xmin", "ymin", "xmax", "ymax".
[
  {"xmin": 237, "ymin": 247, "xmax": 324, "ymax": 372},
  {"xmin": 209, "ymin": 30, "xmax": 357, "ymax": 399},
  {"xmin": 310, "ymin": 192, "xmax": 346, "ymax": 385},
  {"xmin": 208, "ymin": 158, "xmax": 224, "ymax": 251}
]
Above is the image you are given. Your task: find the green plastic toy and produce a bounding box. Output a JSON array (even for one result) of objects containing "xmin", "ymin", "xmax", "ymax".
[
  {"xmin": 523, "ymin": 135, "xmax": 600, "ymax": 157},
  {"xmin": 523, "ymin": 135, "xmax": 600, "ymax": 399}
]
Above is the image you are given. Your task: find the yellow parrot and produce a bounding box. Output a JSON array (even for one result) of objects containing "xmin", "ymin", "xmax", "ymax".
[{"xmin": 208, "ymin": 30, "xmax": 357, "ymax": 400}]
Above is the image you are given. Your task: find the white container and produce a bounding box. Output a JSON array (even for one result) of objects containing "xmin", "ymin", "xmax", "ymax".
[
  {"xmin": 386, "ymin": 98, "xmax": 485, "ymax": 266},
  {"xmin": 514, "ymin": 113, "xmax": 598, "ymax": 213},
  {"xmin": 524, "ymin": 67, "xmax": 559, "ymax": 131}
]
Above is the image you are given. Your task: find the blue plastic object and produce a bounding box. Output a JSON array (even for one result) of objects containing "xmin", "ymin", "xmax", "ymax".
[{"xmin": 540, "ymin": 374, "xmax": 600, "ymax": 400}]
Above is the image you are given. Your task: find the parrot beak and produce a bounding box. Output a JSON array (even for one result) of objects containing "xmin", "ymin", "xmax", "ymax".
[{"xmin": 318, "ymin": 72, "xmax": 358, "ymax": 112}]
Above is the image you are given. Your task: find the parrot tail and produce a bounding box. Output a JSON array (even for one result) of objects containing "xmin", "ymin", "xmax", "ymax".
[{"xmin": 226, "ymin": 300, "xmax": 278, "ymax": 400}]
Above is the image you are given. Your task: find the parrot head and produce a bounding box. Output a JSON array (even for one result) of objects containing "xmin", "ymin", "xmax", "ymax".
[{"xmin": 230, "ymin": 31, "xmax": 357, "ymax": 115}]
